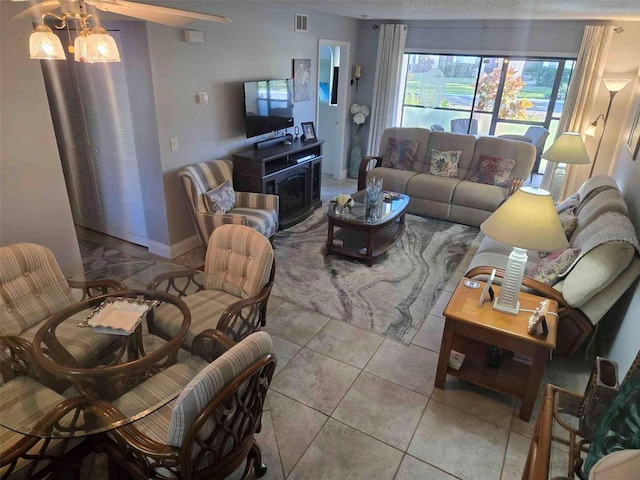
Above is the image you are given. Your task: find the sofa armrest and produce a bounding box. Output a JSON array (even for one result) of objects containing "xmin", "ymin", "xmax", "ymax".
[
  {"xmin": 466, "ymin": 266, "xmax": 594, "ymax": 357},
  {"xmin": 507, "ymin": 178, "xmax": 524, "ymax": 197},
  {"xmin": 235, "ymin": 191, "xmax": 279, "ymax": 213},
  {"xmin": 357, "ymin": 156, "xmax": 383, "ymax": 191}
]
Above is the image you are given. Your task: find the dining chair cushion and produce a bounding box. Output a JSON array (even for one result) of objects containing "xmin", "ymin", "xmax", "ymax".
[
  {"xmin": 203, "ymin": 224, "xmax": 274, "ymax": 298},
  {"xmin": 166, "ymin": 332, "xmax": 273, "ymax": 447},
  {"xmin": 0, "ymin": 243, "xmax": 75, "ymax": 337},
  {"xmin": 152, "ymin": 289, "xmax": 242, "ymax": 348},
  {"xmin": 0, "ymin": 377, "xmax": 78, "ymax": 479},
  {"xmin": 111, "ymin": 356, "xmax": 209, "ymax": 443},
  {"xmin": 19, "ymin": 310, "xmax": 118, "ymax": 365}
]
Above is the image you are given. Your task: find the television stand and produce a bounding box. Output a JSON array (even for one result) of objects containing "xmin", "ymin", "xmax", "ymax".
[
  {"xmin": 254, "ymin": 133, "xmax": 293, "ymax": 150},
  {"xmin": 233, "ymin": 139, "xmax": 324, "ymax": 230}
]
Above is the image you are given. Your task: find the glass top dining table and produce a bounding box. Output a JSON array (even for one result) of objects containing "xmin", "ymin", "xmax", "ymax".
[{"xmin": 0, "ymin": 262, "xmax": 210, "ymax": 439}]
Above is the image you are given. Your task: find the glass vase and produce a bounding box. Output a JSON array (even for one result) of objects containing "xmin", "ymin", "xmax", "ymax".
[{"xmin": 349, "ymin": 133, "xmax": 362, "ymax": 179}]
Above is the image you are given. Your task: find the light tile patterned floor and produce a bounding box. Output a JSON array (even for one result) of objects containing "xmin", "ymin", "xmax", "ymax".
[{"xmin": 83, "ymin": 174, "xmax": 590, "ymax": 479}]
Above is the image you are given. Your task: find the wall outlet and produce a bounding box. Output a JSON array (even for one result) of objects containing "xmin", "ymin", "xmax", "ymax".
[{"xmin": 170, "ymin": 138, "xmax": 179, "ymax": 152}]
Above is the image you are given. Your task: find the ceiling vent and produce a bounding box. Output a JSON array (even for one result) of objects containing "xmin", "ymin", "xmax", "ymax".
[{"xmin": 294, "ymin": 13, "xmax": 308, "ymax": 32}]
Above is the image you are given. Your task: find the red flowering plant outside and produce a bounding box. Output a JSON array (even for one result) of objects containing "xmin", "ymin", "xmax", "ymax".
[{"xmin": 475, "ymin": 67, "xmax": 533, "ymax": 120}]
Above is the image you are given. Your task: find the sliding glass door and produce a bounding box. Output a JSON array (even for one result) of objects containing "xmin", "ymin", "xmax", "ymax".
[{"xmin": 400, "ymin": 54, "xmax": 575, "ymax": 173}]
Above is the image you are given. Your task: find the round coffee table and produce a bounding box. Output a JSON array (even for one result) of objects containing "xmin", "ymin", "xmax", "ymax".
[{"xmin": 325, "ymin": 190, "xmax": 409, "ymax": 266}]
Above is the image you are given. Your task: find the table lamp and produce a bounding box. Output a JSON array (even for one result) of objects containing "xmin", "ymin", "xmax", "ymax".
[
  {"xmin": 542, "ymin": 132, "xmax": 590, "ymax": 202},
  {"xmin": 480, "ymin": 187, "xmax": 569, "ymax": 315}
]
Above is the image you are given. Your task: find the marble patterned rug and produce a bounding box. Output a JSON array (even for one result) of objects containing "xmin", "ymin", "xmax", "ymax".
[{"xmin": 272, "ymin": 207, "xmax": 480, "ymax": 343}]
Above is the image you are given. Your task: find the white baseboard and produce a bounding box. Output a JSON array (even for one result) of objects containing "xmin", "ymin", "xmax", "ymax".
[{"xmin": 147, "ymin": 235, "xmax": 201, "ymax": 259}]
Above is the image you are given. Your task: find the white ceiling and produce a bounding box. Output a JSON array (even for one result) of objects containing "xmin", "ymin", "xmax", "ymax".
[{"xmin": 281, "ymin": 0, "xmax": 640, "ymax": 21}]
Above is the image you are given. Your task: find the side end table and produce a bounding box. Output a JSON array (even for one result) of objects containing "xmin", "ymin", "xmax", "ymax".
[{"xmin": 435, "ymin": 278, "xmax": 558, "ymax": 421}]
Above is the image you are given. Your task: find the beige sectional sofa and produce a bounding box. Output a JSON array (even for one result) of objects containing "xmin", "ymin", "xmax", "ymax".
[
  {"xmin": 358, "ymin": 127, "xmax": 536, "ymax": 227},
  {"xmin": 468, "ymin": 176, "xmax": 640, "ymax": 357}
]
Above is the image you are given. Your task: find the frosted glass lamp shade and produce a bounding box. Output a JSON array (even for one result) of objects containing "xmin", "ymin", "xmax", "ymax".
[
  {"xmin": 29, "ymin": 25, "xmax": 65, "ymax": 60},
  {"xmin": 542, "ymin": 132, "xmax": 591, "ymax": 165},
  {"xmin": 603, "ymin": 78, "xmax": 631, "ymax": 93},
  {"xmin": 74, "ymin": 27, "xmax": 121, "ymax": 63},
  {"xmin": 584, "ymin": 124, "xmax": 598, "ymax": 137}
]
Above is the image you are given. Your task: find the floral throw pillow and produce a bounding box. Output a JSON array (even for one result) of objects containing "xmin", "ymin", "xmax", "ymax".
[
  {"xmin": 539, "ymin": 208, "xmax": 578, "ymax": 259},
  {"xmin": 429, "ymin": 149, "xmax": 461, "ymax": 177},
  {"xmin": 470, "ymin": 155, "xmax": 516, "ymax": 187},
  {"xmin": 380, "ymin": 137, "xmax": 420, "ymax": 171},
  {"xmin": 526, "ymin": 247, "xmax": 581, "ymax": 285},
  {"xmin": 204, "ymin": 180, "xmax": 235, "ymax": 214}
]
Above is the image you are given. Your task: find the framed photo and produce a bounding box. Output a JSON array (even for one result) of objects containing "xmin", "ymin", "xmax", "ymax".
[
  {"xmin": 627, "ymin": 104, "xmax": 640, "ymax": 160},
  {"xmin": 301, "ymin": 122, "xmax": 316, "ymax": 142},
  {"xmin": 478, "ymin": 269, "xmax": 496, "ymax": 306},
  {"xmin": 293, "ymin": 58, "xmax": 311, "ymax": 102}
]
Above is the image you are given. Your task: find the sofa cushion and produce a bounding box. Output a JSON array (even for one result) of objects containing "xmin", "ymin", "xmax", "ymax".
[
  {"xmin": 526, "ymin": 248, "xmax": 581, "ymax": 286},
  {"xmin": 451, "ymin": 181, "xmax": 507, "ymax": 212},
  {"xmin": 428, "ymin": 149, "xmax": 461, "ymax": 177},
  {"xmin": 378, "ymin": 128, "xmax": 431, "ymax": 172},
  {"xmin": 380, "ymin": 137, "xmax": 420, "ymax": 171},
  {"xmin": 204, "ymin": 180, "xmax": 235, "ymax": 214},
  {"xmin": 467, "ymin": 136, "xmax": 535, "ymax": 183},
  {"xmin": 367, "ymin": 167, "xmax": 418, "ymax": 195},
  {"xmin": 407, "ymin": 174, "xmax": 461, "ymax": 204},
  {"xmin": 470, "ymin": 155, "xmax": 516, "ymax": 187},
  {"xmin": 424, "ymin": 132, "xmax": 477, "ymax": 178}
]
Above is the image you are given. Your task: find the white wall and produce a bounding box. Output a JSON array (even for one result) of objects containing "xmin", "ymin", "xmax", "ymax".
[{"xmin": 0, "ymin": 2, "xmax": 83, "ymax": 276}]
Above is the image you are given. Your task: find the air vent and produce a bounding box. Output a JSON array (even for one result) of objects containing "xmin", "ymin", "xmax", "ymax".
[{"xmin": 295, "ymin": 13, "xmax": 308, "ymax": 32}]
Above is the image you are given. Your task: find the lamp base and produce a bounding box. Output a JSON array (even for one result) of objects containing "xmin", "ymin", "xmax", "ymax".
[{"xmin": 493, "ymin": 247, "xmax": 528, "ymax": 315}]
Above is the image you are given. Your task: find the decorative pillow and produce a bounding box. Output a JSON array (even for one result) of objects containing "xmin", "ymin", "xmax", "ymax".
[
  {"xmin": 204, "ymin": 180, "xmax": 235, "ymax": 214},
  {"xmin": 559, "ymin": 208, "xmax": 578, "ymax": 240},
  {"xmin": 380, "ymin": 137, "xmax": 420, "ymax": 171},
  {"xmin": 526, "ymin": 247, "xmax": 581, "ymax": 285},
  {"xmin": 583, "ymin": 370, "xmax": 640, "ymax": 478},
  {"xmin": 470, "ymin": 155, "xmax": 516, "ymax": 187},
  {"xmin": 429, "ymin": 149, "xmax": 461, "ymax": 177}
]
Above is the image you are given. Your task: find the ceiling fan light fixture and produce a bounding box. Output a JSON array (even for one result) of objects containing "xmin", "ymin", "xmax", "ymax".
[
  {"xmin": 30, "ymin": 24, "xmax": 66, "ymax": 60},
  {"xmin": 74, "ymin": 27, "xmax": 121, "ymax": 63}
]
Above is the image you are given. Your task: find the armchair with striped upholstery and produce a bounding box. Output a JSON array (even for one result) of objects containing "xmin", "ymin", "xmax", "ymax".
[{"xmin": 179, "ymin": 160, "xmax": 279, "ymax": 244}]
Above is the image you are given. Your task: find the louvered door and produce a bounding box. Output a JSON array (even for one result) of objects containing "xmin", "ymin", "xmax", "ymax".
[{"xmin": 42, "ymin": 30, "xmax": 148, "ymax": 245}]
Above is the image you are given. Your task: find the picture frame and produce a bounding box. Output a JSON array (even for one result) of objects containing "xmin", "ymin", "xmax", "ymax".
[
  {"xmin": 301, "ymin": 121, "xmax": 316, "ymax": 142},
  {"xmin": 478, "ymin": 269, "xmax": 496, "ymax": 306},
  {"xmin": 293, "ymin": 58, "xmax": 311, "ymax": 102},
  {"xmin": 627, "ymin": 103, "xmax": 640, "ymax": 161}
]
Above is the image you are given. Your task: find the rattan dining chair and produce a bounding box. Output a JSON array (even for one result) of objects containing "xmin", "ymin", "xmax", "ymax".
[
  {"xmin": 99, "ymin": 331, "xmax": 276, "ymax": 480},
  {"xmin": 146, "ymin": 225, "xmax": 275, "ymax": 357}
]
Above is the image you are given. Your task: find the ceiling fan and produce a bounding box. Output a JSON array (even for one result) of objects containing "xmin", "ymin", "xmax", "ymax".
[
  {"xmin": 12, "ymin": 0, "xmax": 232, "ymax": 27},
  {"xmin": 12, "ymin": 0, "xmax": 231, "ymax": 62}
]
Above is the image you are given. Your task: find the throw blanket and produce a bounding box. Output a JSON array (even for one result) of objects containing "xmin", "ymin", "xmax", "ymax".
[
  {"xmin": 577, "ymin": 175, "xmax": 619, "ymax": 200},
  {"xmin": 560, "ymin": 211, "xmax": 640, "ymax": 278}
]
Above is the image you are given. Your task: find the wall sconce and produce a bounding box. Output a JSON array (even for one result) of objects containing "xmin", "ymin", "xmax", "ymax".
[
  {"xmin": 585, "ymin": 78, "xmax": 631, "ymax": 177},
  {"xmin": 350, "ymin": 65, "xmax": 362, "ymax": 91}
]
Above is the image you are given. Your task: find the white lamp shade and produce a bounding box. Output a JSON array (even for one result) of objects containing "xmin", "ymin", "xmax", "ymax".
[
  {"xmin": 542, "ymin": 132, "xmax": 591, "ymax": 165},
  {"xmin": 603, "ymin": 78, "xmax": 631, "ymax": 93},
  {"xmin": 29, "ymin": 26, "xmax": 65, "ymax": 60},
  {"xmin": 481, "ymin": 187, "xmax": 569, "ymax": 252},
  {"xmin": 74, "ymin": 28, "xmax": 121, "ymax": 63}
]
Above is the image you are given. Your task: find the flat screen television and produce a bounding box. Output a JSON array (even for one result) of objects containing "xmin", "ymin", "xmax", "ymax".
[{"xmin": 243, "ymin": 79, "xmax": 294, "ymax": 138}]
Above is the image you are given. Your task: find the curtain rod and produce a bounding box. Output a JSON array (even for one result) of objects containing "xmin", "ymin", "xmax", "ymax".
[{"xmin": 372, "ymin": 24, "xmax": 624, "ymax": 32}]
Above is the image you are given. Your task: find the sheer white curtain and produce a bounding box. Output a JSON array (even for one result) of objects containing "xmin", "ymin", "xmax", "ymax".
[
  {"xmin": 366, "ymin": 24, "xmax": 408, "ymax": 156},
  {"xmin": 541, "ymin": 25, "xmax": 614, "ymax": 199}
]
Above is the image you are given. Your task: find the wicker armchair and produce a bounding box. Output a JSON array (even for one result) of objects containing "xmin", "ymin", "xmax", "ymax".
[
  {"xmin": 99, "ymin": 331, "xmax": 276, "ymax": 480},
  {"xmin": 179, "ymin": 160, "xmax": 279, "ymax": 244},
  {"xmin": 146, "ymin": 225, "xmax": 275, "ymax": 356},
  {"xmin": 0, "ymin": 243, "xmax": 125, "ymax": 383}
]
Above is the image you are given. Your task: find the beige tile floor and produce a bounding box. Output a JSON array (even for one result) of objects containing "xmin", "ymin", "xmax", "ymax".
[{"xmin": 81, "ymin": 174, "xmax": 590, "ymax": 480}]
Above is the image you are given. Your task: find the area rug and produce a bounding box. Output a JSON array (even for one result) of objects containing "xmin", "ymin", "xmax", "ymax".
[
  {"xmin": 272, "ymin": 207, "xmax": 480, "ymax": 343},
  {"xmin": 78, "ymin": 239, "xmax": 149, "ymax": 279}
]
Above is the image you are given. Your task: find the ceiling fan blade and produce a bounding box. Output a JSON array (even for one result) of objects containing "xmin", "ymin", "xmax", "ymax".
[
  {"xmin": 85, "ymin": 0, "xmax": 232, "ymax": 26},
  {"xmin": 12, "ymin": 1, "xmax": 63, "ymax": 20}
]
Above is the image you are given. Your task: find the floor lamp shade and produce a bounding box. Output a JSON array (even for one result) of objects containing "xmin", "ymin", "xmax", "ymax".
[
  {"xmin": 480, "ymin": 187, "xmax": 569, "ymax": 314},
  {"xmin": 542, "ymin": 132, "xmax": 590, "ymax": 202}
]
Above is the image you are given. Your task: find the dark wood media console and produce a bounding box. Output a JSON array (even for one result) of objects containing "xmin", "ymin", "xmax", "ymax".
[{"xmin": 232, "ymin": 140, "xmax": 324, "ymax": 230}]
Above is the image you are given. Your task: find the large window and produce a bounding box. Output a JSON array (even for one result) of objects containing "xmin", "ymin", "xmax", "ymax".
[{"xmin": 400, "ymin": 54, "xmax": 575, "ymax": 173}]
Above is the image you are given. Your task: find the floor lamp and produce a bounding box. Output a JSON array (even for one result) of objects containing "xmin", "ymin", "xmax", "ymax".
[
  {"xmin": 541, "ymin": 132, "xmax": 591, "ymax": 202},
  {"xmin": 585, "ymin": 78, "xmax": 631, "ymax": 177}
]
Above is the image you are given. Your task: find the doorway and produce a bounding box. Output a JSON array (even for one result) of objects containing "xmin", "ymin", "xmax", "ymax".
[{"xmin": 317, "ymin": 39, "xmax": 350, "ymax": 179}]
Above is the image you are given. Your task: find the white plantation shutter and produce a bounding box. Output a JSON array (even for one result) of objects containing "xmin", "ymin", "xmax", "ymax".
[{"xmin": 43, "ymin": 30, "xmax": 148, "ymax": 245}]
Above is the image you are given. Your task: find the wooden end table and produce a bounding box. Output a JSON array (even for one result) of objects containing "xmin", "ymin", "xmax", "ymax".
[
  {"xmin": 435, "ymin": 278, "xmax": 558, "ymax": 421},
  {"xmin": 325, "ymin": 190, "xmax": 409, "ymax": 267}
]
